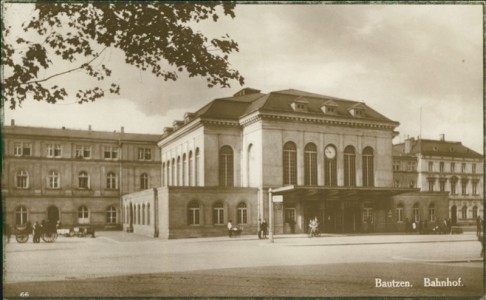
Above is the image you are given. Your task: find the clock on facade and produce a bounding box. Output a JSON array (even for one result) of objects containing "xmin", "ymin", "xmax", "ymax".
[{"xmin": 325, "ymin": 146, "xmax": 336, "ymax": 159}]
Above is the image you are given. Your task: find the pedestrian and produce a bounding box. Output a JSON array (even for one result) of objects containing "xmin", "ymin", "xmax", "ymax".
[
  {"xmin": 412, "ymin": 221, "xmax": 417, "ymax": 233},
  {"xmin": 261, "ymin": 219, "xmax": 267, "ymax": 239},
  {"xmin": 288, "ymin": 218, "xmax": 296, "ymax": 234},
  {"xmin": 33, "ymin": 221, "xmax": 40, "ymax": 243},
  {"xmin": 227, "ymin": 220, "xmax": 233, "ymax": 238},
  {"xmin": 4, "ymin": 223, "xmax": 11, "ymax": 243},
  {"xmin": 477, "ymin": 216, "xmax": 482, "ymax": 238},
  {"xmin": 258, "ymin": 218, "xmax": 262, "ymax": 239}
]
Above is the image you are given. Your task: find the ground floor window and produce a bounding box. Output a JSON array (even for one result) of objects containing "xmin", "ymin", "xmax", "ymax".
[
  {"xmin": 473, "ymin": 206, "xmax": 478, "ymax": 219},
  {"xmin": 284, "ymin": 207, "xmax": 296, "ymax": 223},
  {"xmin": 213, "ymin": 202, "xmax": 224, "ymax": 225},
  {"xmin": 428, "ymin": 204, "xmax": 436, "ymax": 222},
  {"xmin": 78, "ymin": 206, "xmax": 89, "ymax": 224},
  {"xmin": 15, "ymin": 206, "xmax": 28, "ymax": 226},
  {"xmin": 461, "ymin": 206, "xmax": 467, "ymax": 219},
  {"xmin": 396, "ymin": 204, "xmax": 403, "ymax": 222},
  {"xmin": 237, "ymin": 202, "xmax": 248, "ymax": 224},
  {"xmin": 147, "ymin": 204, "xmax": 150, "ymax": 225},
  {"xmin": 107, "ymin": 206, "xmax": 117, "ymax": 224},
  {"xmin": 188, "ymin": 201, "xmax": 200, "ymax": 225},
  {"xmin": 362, "ymin": 203, "xmax": 373, "ymax": 223},
  {"xmin": 413, "ymin": 203, "xmax": 420, "ymax": 222}
]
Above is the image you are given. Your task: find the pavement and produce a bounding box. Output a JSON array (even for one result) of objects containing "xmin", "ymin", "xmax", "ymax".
[{"xmin": 3, "ymin": 231, "xmax": 484, "ymax": 297}]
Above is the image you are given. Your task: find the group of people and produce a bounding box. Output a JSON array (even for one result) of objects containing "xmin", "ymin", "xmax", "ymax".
[{"xmin": 308, "ymin": 217, "xmax": 319, "ymax": 236}]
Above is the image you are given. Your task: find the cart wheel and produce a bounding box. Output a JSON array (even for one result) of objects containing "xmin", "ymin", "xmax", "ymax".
[
  {"xmin": 16, "ymin": 234, "xmax": 29, "ymax": 243},
  {"xmin": 41, "ymin": 233, "xmax": 57, "ymax": 243}
]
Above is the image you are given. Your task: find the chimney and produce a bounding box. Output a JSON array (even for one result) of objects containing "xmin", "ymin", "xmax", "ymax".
[
  {"xmin": 88, "ymin": 125, "xmax": 92, "ymax": 131},
  {"xmin": 439, "ymin": 134, "xmax": 445, "ymax": 141},
  {"xmin": 121, "ymin": 126, "xmax": 124, "ymax": 133},
  {"xmin": 404, "ymin": 136, "xmax": 414, "ymax": 154},
  {"xmin": 10, "ymin": 119, "xmax": 15, "ymax": 126}
]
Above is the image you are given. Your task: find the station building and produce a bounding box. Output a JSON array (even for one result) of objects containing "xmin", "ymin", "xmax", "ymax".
[
  {"xmin": 393, "ymin": 135, "xmax": 483, "ymax": 226},
  {"xmin": 2, "ymin": 121, "xmax": 161, "ymax": 229},
  {"xmin": 122, "ymin": 88, "xmax": 449, "ymax": 238}
]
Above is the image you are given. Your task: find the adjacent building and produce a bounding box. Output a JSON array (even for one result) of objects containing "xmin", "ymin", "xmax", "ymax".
[
  {"xmin": 2, "ymin": 121, "xmax": 161, "ymax": 229},
  {"xmin": 122, "ymin": 88, "xmax": 447, "ymax": 238},
  {"xmin": 393, "ymin": 135, "xmax": 483, "ymax": 226}
]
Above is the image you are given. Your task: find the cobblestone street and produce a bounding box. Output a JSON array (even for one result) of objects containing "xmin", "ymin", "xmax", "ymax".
[{"xmin": 3, "ymin": 232, "xmax": 484, "ymax": 297}]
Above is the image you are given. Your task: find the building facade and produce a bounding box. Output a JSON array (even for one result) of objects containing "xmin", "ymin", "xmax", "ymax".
[
  {"xmin": 2, "ymin": 121, "xmax": 161, "ymax": 229},
  {"xmin": 393, "ymin": 136, "xmax": 484, "ymax": 225},
  {"xmin": 123, "ymin": 88, "xmax": 447, "ymax": 238}
]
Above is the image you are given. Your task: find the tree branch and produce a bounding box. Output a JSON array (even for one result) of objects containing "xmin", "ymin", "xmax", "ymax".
[{"xmin": 21, "ymin": 47, "xmax": 108, "ymax": 85}]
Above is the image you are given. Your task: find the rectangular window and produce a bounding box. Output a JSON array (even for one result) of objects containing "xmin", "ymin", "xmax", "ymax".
[
  {"xmin": 439, "ymin": 162, "xmax": 444, "ymax": 173},
  {"xmin": 461, "ymin": 163, "xmax": 466, "ymax": 173},
  {"xmin": 393, "ymin": 161, "xmax": 400, "ymax": 171},
  {"xmin": 75, "ymin": 145, "xmax": 91, "ymax": 159},
  {"xmin": 450, "ymin": 162, "xmax": 455, "ymax": 173},
  {"xmin": 407, "ymin": 161, "xmax": 415, "ymax": 172},
  {"xmin": 472, "ymin": 180, "xmax": 478, "ymax": 196},
  {"xmin": 439, "ymin": 180, "xmax": 446, "ymax": 192},
  {"xmin": 14, "ymin": 142, "xmax": 32, "ymax": 156},
  {"xmin": 428, "ymin": 162, "xmax": 433, "ymax": 172},
  {"xmin": 461, "ymin": 180, "xmax": 468, "ymax": 195},
  {"xmin": 47, "ymin": 144, "xmax": 62, "ymax": 158},
  {"xmin": 138, "ymin": 148, "xmax": 152, "ymax": 160},
  {"xmin": 472, "ymin": 164, "xmax": 476, "ymax": 174},
  {"xmin": 103, "ymin": 146, "xmax": 119, "ymax": 160},
  {"xmin": 428, "ymin": 178, "xmax": 435, "ymax": 192}
]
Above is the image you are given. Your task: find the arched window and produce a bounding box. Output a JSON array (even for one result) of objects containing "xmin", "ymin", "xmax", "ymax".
[
  {"xmin": 48, "ymin": 170, "xmax": 60, "ymax": 189},
  {"xmin": 344, "ymin": 146, "xmax": 356, "ymax": 186},
  {"xmin": 167, "ymin": 161, "xmax": 171, "ymax": 186},
  {"xmin": 396, "ymin": 203, "xmax": 404, "ymax": 222},
  {"xmin": 324, "ymin": 145, "xmax": 337, "ymax": 186},
  {"xmin": 182, "ymin": 154, "xmax": 187, "ymax": 186},
  {"xmin": 237, "ymin": 202, "xmax": 248, "ymax": 224},
  {"xmin": 78, "ymin": 171, "xmax": 89, "ymax": 189},
  {"xmin": 413, "ymin": 203, "xmax": 420, "ymax": 222},
  {"xmin": 219, "ymin": 146, "xmax": 234, "ymax": 187},
  {"xmin": 78, "ymin": 206, "xmax": 89, "ymax": 224},
  {"xmin": 213, "ymin": 202, "xmax": 224, "ymax": 225},
  {"xmin": 162, "ymin": 162, "xmax": 165, "ymax": 186},
  {"xmin": 147, "ymin": 203, "xmax": 150, "ymax": 225},
  {"xmin": 461, "ymin": 205, "xmax": 467, "ymax": 219},
  {"xmin": 107, "ymin": 206, "xmax": 117, "ymax": 224},
  {"xmin": 15, "ymin": 206, "xmax": 28, "ymax": 225},
  {"xmin": 473, "ymin": 206, "xmax": 478, "ymax": 219},
  {"xmin": 362, "ymin": 147, "xmax": 374, "ymax": 187},
  {"xmin": 177, "ymin": 156, "xmax": 181, "ymax": 186},
  {"xmin": 140, "ymin": 173, "xmax": 149, "ymax": 190},
  {"xmin": 16, "ymin": 170, "xmax": 29, "ymax": 189},
  {"xmin": 195, "ymin": 148, "xmax": 200, "ymax": 186},
  {"xmin": 106, "ymin": 172, "xmax": 118, "ymax": 189},
  {"xmin": 283, "ymin": 142, "xmax": 297, "ymax": 185},
  {"xmin": 304, "ymin": 143, "xmax": 317, "ymax": 186},
  {"xmin": 188, "ymin": 151, "xmax": 193, "ymax": 186},
  {"xmin": 247, "ymin": 144, "xmax": 254, "ymax": 187},
  {"xmin": 428, "ymin": 203, "xmax": 436, "ymax": 222},
  {"xmin": 142, "ymin": 204, "xmax": 146, "ymax": 225},
  {"xmin": 188, "ymin": 200, "xmax": 200, "ymax": 225},
  {"xmin": 171, "ymin": 158, "xmax": 176, "ymax": 186}
]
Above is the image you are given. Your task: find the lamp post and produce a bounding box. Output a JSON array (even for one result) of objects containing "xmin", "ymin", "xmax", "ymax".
[{"xmin": 269, "ymin": 188, "xmax": 273, "ymax": 243}]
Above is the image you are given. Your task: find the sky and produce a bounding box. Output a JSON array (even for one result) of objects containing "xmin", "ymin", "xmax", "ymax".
[{"xmin": 2, "ymin": 3, "xmax": 483, "ymax": 153}]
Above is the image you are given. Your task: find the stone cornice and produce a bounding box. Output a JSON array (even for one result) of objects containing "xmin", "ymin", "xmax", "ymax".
[{"xmin": 240, "ymin": 111, "xmax": 398, "ymax": 130}]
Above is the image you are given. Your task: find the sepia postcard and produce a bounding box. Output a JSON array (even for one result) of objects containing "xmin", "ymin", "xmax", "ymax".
[{"xmin": 2, "ymin": 1, "xmax": 485, "ymax": 298}]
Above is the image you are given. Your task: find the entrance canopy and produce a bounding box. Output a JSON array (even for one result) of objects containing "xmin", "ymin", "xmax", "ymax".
[{"xmin": 270, "ymin": 185, "xmax": 418, "ymax": 201}]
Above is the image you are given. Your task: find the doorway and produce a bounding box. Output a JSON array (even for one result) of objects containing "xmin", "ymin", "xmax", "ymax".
[{"xmin": 47, "ymin": 206, "xmax": 59, "ymax": 224}]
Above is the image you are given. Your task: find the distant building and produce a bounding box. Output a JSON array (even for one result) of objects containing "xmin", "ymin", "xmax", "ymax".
[
  {"xmin": 2, "ymin": 121, "xmax": 161, "ymax": 229},
  {"xmin": 122, "ymin": 88, "xmax": 447, "ymax": 238},
  {"xmin": 393, "ymin": 135, "xmax": 483, "ymax": 225}
]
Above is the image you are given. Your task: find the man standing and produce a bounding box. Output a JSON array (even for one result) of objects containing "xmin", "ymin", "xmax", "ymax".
[
  {"xmin": 261, "ymin": 219, "xmax": 267, "ymax": 239},
  {"xmin": 227, "ymin": 220, "xmax": 233, "ymax": 238}
]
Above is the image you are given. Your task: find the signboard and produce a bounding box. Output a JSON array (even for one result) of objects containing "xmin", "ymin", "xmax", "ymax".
[{"xmin": 272, "ymin": 195, "xmax": 283, "ymax": 203}]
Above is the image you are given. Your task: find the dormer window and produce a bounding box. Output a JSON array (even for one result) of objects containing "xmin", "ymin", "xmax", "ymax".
[
  {"xmin": 321, "ymin": 100, "xmax": 338, "ymax": 114},
  {"xmin": 348, "ymin": 103, "xmax": 366, "ymax": 117},
  {"xmin": 172, "ymin": 120, "xmax": 184, "ymax": 130},
  {"xmin": 184, "ymin": 113, "xmax": 195, "ymax": 124},
  {"xmin": 291, "ymin": 97, "xmax": 309, "ymax": 112}
]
